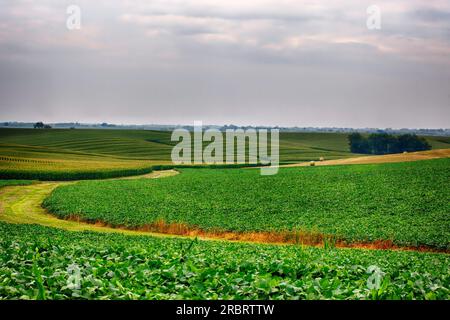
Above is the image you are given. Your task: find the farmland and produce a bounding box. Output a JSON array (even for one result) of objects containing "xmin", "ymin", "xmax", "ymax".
[
  {"xmin": 0, "ymin": 128, "xmax": 358, "ymax": 180},
  {"xmin": 2, "ymin": 0, "xmax": 450, "ymax": 304},
  {"xmin": 0, "ymin": 222, "xmax": 449, "ymax": 300},
  {"xmin": 2, "ymin": 128, "xmax": 449, "ymax": 180},
  {"xmin": 0, "ymin": 128, "xmax": 449, "ymax": 300},
  {"xmin": 2, "ymin": 128, "xmax": 449, "ymax": 162},
  {"xmin": 0, "ymin": 128, "xmax": 357, "ymax": 162},
  {"xmin": 43, "ymin": 158, "xmax": 450, "ymax": 250},
  {"xmin": 0, "ymin": 144, "xmax": 162, "ymax": 181}
]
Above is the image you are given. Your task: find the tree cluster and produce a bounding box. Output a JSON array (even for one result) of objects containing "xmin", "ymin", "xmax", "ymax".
[
  {"xmin": 34, "ymin": 122, "xmax": 52, "ymax": 129},
  {"xmin": 348, "ymin": 133, "xmax": 431, "ymax": 155}
]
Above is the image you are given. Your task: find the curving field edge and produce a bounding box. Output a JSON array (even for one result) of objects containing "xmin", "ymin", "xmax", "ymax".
[{"xmin": 1, "ymin": 151, "xmax": 450, "ymax": 252}]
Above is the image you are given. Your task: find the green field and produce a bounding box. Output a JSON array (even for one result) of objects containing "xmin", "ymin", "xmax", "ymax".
[
  {"xmin": 43, "ymin": 158, "xmax": 450, "ymax": 249},
  {"xmin": 0, "ymin": 128, "xmax": 356, "ymax": 161},
  {"xmin": 2, "ymin": 128, "xmax": 449, "ymax": 161},
  {"xmin": 1, "ymin": 128, "xmax": 449, "ymax": 300},
  {"xmin": 2, "ymin": 128, "xmax": 449, "ymax": 180},
  {"xmin": 1, "ymin": 222, "xmax": 448, "ymax": 300},
  {"xmin": 0, "ymin": 128, "xmax": 359, "ymax": 180}
]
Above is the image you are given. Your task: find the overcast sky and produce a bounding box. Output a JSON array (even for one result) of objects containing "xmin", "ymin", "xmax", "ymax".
[{"xmin": 0, "ymin": 0, "xmax": 449, "ymax": 128}]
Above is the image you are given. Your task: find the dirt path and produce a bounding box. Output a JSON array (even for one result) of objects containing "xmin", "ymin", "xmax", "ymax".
[{"xmin": 282, "ymin": 148, "xmax": 450, "ymax": 167}]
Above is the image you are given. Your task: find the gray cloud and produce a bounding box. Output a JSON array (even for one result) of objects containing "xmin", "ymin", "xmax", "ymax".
[
  {"xmin": 0, "ymin": 0, "xmax": 449, "ymax": 128},
  {"xmin": 412, "ymin": 8, "xmax": 450, "ymax": 22}
]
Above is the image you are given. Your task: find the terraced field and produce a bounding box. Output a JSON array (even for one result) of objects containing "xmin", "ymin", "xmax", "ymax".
[
  {"xmin": 2, "ymin": 128, "xmax": 449, "ymax": 180},
  {"xmin": 1, "ymin": 222, "xmax": 449, "ymax": 300},
  {"xmin": 0, "ymin": 129, "xmax": 355, "ymax": 179},
  {"xmin": 0, "ymin": 129, "xmax": 358, "ymax": 162},
  {"xmin": 0, "ymin": 129, "xmax": 174, "ymax": 160},
  {"xmin": 43, "ymin": 158, "xmax": 450, "ymax": 249}
]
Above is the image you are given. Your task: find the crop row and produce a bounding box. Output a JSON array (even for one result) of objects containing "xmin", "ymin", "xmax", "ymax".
[
  {"xmin": 0, "ymin": 167, "xmax": 155, "ymax": 181},
  {"xmin": 0, "ymin": 222, "xmax": 448, "ymax": 300},
  {"xmin": 0, "ymin": 161, "xmax": 264, "ymax": 181},
  {"xmin": 0, "ymin": 128, "xmax": 360, "ymax": 163},
  {"xmin": 0, "ymin": 179, "xmax": 34, "ymax": 188}
]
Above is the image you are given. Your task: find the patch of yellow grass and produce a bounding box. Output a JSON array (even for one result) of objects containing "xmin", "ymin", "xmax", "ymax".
[
  {"xmin": 0, "ymin": 170, "xmax": 180, "ymax": 238},
  {"xmin": 282, "ymin": 148, "xmax": 450, "ymax": 167}
]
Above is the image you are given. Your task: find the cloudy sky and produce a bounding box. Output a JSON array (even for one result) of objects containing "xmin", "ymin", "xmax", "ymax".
[{"xmin": 0, "ymin": 0, "xmax": 449, "ymax": 128}]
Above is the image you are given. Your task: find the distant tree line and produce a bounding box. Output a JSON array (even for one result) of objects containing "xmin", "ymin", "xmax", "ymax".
[{"xmin": 348, "ymin": 133, "xmax": 431, "ymax": 155}]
